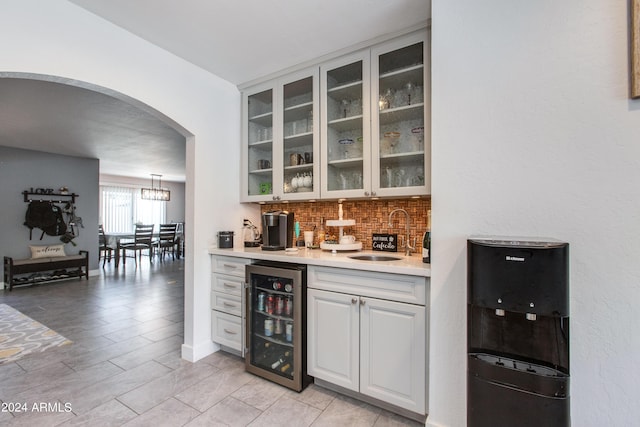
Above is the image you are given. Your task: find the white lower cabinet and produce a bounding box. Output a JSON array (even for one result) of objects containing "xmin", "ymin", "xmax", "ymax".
[
  {"xmin": 359, "ymin": 297, "xmax": 425, "ymax": 412},
  {"xmin": 307, "ymin": 288, "xmax": 360, "ymax": 391},
  {"xmin": 210, "ymin": 255, "xmax": 250, "ymax": 353},
  {"xmin": 307, "ymin": 266, "xmax": 427, "ymax": 415}
]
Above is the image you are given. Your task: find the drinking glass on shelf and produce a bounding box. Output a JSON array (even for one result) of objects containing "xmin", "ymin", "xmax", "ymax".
[
  {"xmin": 351, "ymin": 99, "xmax": 362, "ymax": 116},
  {"xmin": 393, "ymin": 89, "xmax": 405, "ymax": 108},
  {"xmin": 339, "ymin": 173, "xmax": 349, "ymax": 190},
  {"xmin": 307, "ymin": 110, "xmax": 313, "ymax": 132},
  {"xmin": 395, "ymin": 168, "xmax": 406, "ymax": 187},
  {"xmin": 411, "ymin": 126, "xmax": 425, "ymax": 151},
  {"xmin": 352, "ymin": 172, "xmax": 363, "ymax": 189},
  {"xmin": 385, "ymin": 167, "xmax": 394, "ymax": 188}
]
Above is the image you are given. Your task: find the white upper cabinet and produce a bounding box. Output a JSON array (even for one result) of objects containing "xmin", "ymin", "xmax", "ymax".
[
  {"xmin": 371, "ymin": 32, "xmax": 430, "ymax": 197},
  {"xmin": 320, "ymin": 51, "xmax": 372, "ymax": 199},
  {"xmin": 242, "ymin": 29, "xmax": 429, "ymax": 202},
  {"xmin": 242, "ymin": 68, "xmax": 320, "ymax": 202},
  {"xmin": 321, "ymin": 31, "xmax": 429, "ymax": 199}
]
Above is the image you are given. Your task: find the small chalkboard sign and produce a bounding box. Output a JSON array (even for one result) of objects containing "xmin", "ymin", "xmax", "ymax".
[{"xmin": 372, "ymin": 233, "xmax": 398, "ymax": 252}]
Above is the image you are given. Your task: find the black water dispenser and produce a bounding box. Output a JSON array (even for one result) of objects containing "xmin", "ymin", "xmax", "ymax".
[{"xmin": 467, "ymin": 238, "xmax": 570, "ymax": 427}]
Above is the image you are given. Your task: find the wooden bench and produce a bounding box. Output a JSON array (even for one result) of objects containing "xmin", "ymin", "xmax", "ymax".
[{"xmin": 3, "ymin": 250, "xmax": 89, "ymax": 291}]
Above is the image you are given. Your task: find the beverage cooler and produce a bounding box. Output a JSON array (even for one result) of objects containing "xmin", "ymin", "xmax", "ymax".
[
  {"xmin": 245, "ymin": 261, "xmax": 312, "ymax": 391},
  {"xmin": 467, "ymin": 238, "xmax": 570, "ymax": 427}
]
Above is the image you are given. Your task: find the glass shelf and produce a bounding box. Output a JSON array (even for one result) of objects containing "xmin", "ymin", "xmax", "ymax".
[
  {"xmin": 249, "ymin": 168, "xmax": 273, "ymax": 176},
  {"xmin": 284, "ymin": 163, "xmax": 313, "ymax": 171},
  {"xmin": 327, "ymin": 115, "xmax": 363, "ymax": 132},
  {"xmin": 249, "ymin": 139, "xmax": 273, "ymax": 148},
  {"xmin": 328, "ymin": 157, "xmax": 364, "ymax": 168},
  {"xmin": 379, "ymin": 103, "xmax": 424, "ymax": 125},
  {"xmin": 327, "ymin": 80, "xmax": 363, "ymax": 100},
  {"xmin": 283, "ymin": 132, "xmax": 312, "ymax": 149}
]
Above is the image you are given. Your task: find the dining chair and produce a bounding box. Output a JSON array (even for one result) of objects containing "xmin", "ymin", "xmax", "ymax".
[
  {"xmin": 98, "ymin": 224, "xmax": 115, "ymax": 267},
  {"xmin": 156, "ymin": 223, "xmax": 179, "ymax": 261},
  {"xmin": 119, "ymin": 224, "xmax": 154, "ymax": 266}
]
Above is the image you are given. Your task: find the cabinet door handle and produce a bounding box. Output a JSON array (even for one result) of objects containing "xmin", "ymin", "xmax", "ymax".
[
  {"xmin": 223, "ymin": 264, "xmax": 237, "ymax": 269},
  {"xmin": 223, "ymin": 329, "xmax": 237, "ymax": 335},
  {"xmin": 223, "ymin": 302, "xmax": 236, "ymax": 308},
  {"xmin": 359, "ymin": 299, "xmax": 366, "ymax": 306},
  {"xmin": 364, "ymin": 191, "xmax": 370, "ymax": 197},
  {"xmin": 351, "ymin": 298, "xmax": 357, "ymax": 304},
  {"xmin": 223, "ymin": 282, "xmax": 238, "ymax": 288},
  {"xmin": 371, "ymin": 191, "xmax": 376, "ymax": 197}
]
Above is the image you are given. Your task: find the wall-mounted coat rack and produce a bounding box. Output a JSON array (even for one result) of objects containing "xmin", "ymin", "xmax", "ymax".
[{"xmin": 23, "ymin": 191, "xmax": 79, "ymax": 204}]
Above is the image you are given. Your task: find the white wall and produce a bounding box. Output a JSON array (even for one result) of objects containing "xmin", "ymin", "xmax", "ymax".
[
  {"xmin": 1, "ymin": 0, "xmax": 258, "ymax": 362},
  {"xmin": 431, "ymin": 1, "xmax": 640, "ymax": 426}
]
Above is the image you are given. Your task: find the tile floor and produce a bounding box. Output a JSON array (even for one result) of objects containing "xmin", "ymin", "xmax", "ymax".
[{"xmin": 0, "ymin": 259, "xmax": 423, "ymax": 426}]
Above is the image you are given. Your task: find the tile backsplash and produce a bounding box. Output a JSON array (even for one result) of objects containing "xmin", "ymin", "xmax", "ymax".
[{"xmin": 261, "ymin": 198, "xmax": 431, "ymax": 250}]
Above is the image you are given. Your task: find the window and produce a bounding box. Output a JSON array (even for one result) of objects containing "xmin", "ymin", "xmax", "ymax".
[{"xmin": 100, "ymin": 185, "xmax": 166, "ymax": 233}]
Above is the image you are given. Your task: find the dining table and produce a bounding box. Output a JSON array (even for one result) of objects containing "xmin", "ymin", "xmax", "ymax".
[{"xmin": 106, "ymin": 231, "xmax": 183, "ymax": 267}]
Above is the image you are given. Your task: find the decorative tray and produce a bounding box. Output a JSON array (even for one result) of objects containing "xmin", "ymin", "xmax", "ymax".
[{"xmin": 320, "ymin": 241, "xmax": 363, "ymax": 252}]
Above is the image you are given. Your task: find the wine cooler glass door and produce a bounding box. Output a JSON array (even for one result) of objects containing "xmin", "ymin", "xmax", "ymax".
[{"xmin": 245, "ymin": 264, "xmax": 306, "ymax": 391}]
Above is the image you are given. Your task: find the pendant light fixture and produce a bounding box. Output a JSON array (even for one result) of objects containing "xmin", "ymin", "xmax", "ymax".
[{"xmin": 141, "ymin": 174, "xmax": 170, "ymax": 201}]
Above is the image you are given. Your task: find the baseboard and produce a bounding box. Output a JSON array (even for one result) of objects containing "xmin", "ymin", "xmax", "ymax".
[{"xmin": 181, "ymin": 340, "xmax": 219, "ymax": 362}]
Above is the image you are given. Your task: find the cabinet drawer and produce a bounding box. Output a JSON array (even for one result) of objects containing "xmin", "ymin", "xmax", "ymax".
[
  {"xmin": 211, "ymin": 310, "xmax": 242, "ymax": 351},
  {"xmin": 211, "ymin": 256, "xmax": 250, "ymax": 277},
  {"xmin": 211, "ymin": 291, "xmax": 242, "ymax": 317},
  {"xmin": 212, "ymin": 274, "xmax": 244, "ymax": 297},
  {"xmin": 308, "ymin": 266, "xmax": 426, "ymax": 305}
]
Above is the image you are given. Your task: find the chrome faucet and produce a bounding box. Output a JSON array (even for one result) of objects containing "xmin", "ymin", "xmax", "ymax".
[{"xmin": 388, "ymin": 208, "xmax": 415, "ymax": 256}]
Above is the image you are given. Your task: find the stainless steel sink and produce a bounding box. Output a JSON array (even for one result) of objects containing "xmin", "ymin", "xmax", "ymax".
[{"xmin": 348, "ymin": 255, "xmax": 403, "ymax": 262}]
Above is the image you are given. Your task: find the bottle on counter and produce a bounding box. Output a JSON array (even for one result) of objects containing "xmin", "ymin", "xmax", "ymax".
[
  {"xmin": 318, "ymin": 217, "xmax": 326, "ymax": 245},
  {"xmin": 423, "ymin": 209, "xmax": 431, "ymax": 264}
]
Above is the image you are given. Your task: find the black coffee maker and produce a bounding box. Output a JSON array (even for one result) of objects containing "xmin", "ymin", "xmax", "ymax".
[
  {"xmin": 467, "ymin": 237, "xmax": 570, "ymax": 427},
  {"xmin": 261, "ymin": 210, "xmax": 294, "ymax": 251}
]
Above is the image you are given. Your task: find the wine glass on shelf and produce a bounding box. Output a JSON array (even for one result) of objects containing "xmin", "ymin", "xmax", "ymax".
[
  {"xmin": 341, "ymin": 99, "xmax": 350, "ymax": 118},
  {"xmin": 405, "ymin": 82, "xmax": 415, "ymax": 105}
]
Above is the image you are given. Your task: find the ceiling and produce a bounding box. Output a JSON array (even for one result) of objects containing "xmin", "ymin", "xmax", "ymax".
[
  {"xmin": 2, "ymin": 0, "xmax": 430, "ymax": 182},
  {"xmin": 0, "ymin": 77, "xmax": 187, "ymax": 182}
]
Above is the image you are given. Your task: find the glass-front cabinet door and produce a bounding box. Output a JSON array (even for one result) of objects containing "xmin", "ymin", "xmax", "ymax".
[
  {"xmin": 320, "ymin": 51, "xmax": 371, "ymax": 199},
  {"xmin": 243, "ymin": 83, "xmax": 276, "ymax": 202},
  {"xmin": 371, "ymin": 32, "xmax": 430, "ymax": 197},
  {"xmin": 282, "ymin": 69, "xmax": 320, "ymax": 200},
  {"xmin": 242, "ymin": 69, "xmax": 319, "ymax": 202}
]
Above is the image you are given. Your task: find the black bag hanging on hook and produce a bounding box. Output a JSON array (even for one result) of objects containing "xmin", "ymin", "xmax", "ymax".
[{"xmin": 24, "ymin": 201, "xmax": 67, "ymax": 240}]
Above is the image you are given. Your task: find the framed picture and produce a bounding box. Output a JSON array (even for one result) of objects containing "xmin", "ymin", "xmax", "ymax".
[{"xmin": 632, "ymin": 0, "xmax": 640, "ymax": 98}]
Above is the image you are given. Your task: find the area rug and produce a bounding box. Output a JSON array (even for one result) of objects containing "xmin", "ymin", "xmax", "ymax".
[{"xmin": 0, "ymin": 303, "xmax": 72, "ymax": 365}]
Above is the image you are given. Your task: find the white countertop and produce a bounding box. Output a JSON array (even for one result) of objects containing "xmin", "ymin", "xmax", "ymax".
[{"xmin": 208, "ymin": 246, "xmax": 430, "ymax": 277}]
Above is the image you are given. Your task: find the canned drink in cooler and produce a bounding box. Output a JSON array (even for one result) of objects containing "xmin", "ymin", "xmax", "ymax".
[
  {"xmin": 264, "ymin": 319, "xmax": 274, "ymax": 336},
  {"xmin": 257, "ymin": 292, "xmax": 266, "ymax": 312},
  {"xmin": 275, "ymin": 296, "xmax": 284, "ymax": 315},
  {"xmin": 266, "ymin": 295, "xmax": 274, "ymax": 314},
  {"xmin": 284, "ymin": 296, "xmax": 293, "ymax": 316},
  {"xmin": 285, "ymin": 322, "xmax": 293, "ymax": 342},
  {"xmin": 274, "ymin": 319, "xmax": 283, "ymax": 335}
]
